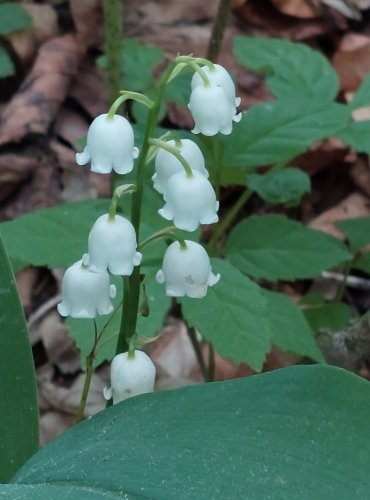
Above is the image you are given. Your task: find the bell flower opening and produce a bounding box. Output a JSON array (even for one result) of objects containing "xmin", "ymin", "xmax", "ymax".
[
  {"xmin": 57, "ymin": 260, "xmax": 116, "ymax": 319},
  {"xmin": 156, "ymin": 240, "xmax": 220, "ymax": 298},
  {"xmin": 158, "ymin": 170, "xmax": 219, "ymax": 231},
  {"xmin": 76, "ymin": 113, "xmax": 139, "ymax": 174}
]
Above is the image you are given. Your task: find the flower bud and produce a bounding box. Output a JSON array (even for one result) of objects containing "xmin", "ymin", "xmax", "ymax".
[
  {"xmin": 57, "ymin": 260, "xmax": 116, "ymax": 318},
  {"xmin": 76, "ymin": 114, "xmax": 139, "ymax": 174},
  {"xmin": 85, "ymin": 214, "xmax": 142, "ymax": 276},
  {"xmin": 152, "ymin": 139, "xmax": 208, "ymax": 194},
  {"xmin": 191, "ymin": 63, "xmax": 241, "ymax": 109},
  {"xmin": 156, "ymin": 240, "xmax": 220, "ymax": 298},
  {"xmin": 103, "ymin": 350, "xmax": 156, "ymax": 404},
  {"xmin": 158, "ymin": 170, "xmax": 219, "ymax": 232},
  {"xmin": 188, "ymin": 84, "xmax": 241, "ymax": 136}
]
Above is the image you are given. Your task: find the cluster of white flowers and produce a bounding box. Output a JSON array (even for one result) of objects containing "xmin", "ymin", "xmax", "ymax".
[{"xmin": 57, "ymin": 61, "xmax": 240, "ymax": 404}]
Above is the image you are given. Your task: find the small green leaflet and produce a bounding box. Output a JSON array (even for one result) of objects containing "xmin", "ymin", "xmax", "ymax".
[
  {"xmin": 0, "ymin": 3, "xmax": 32, "ymax": 35},
  {"xmin": 247, "ymin": 167, "xmax": 311, "ymax": 206},
  {"xmin": 234, "ymin": 36, "xmax": 339, "ymax": 101},
  {"xmin": 225, "ymin": 215, "xmax": 351, "ymax": 282},
  {"xmin": 0, "ymin": 45, "xmax": 14, "ymax": 78},
  {"xmin": 336, "ymin": 120, "xmax": 370, "ymax": 154},
  {"xmin": 335, "ymin": 216, "xmax": 370, "ymax": 251},
  {"xmin": 303, "ymin": 303, "xmax": 351, "ymax": 335},
  {"xmin": 181, "ymin": 259, "xmax": 270, "ymax": 371},
  {"xmin": 263, "ymin": 290, "xmax": 324, "ymax": 362}
]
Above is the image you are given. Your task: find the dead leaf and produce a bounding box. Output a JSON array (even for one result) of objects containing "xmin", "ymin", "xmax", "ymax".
[
  {"xmin": 333, "ymin": 33, "xmax": 370, "ymax": 91},
  {"xmin": 270, "ymin": 0, "xmax": 318, "ymax": 18},
  {"xmin": 349, "ymin": 158, "xmax": 370, "ymax": 197},
  {"xmin": 16, "ymin": 267, "xmax": 38, "ymax": 315},
  {"xmin": 40, "ymin": 411, "xmax": 74, "ymax": 446},
  {"xmin": 0, "ymin": 153, "xmax": 36, "ymax": 202},
  {"xmin": 0, "ymin": 35, "xmax": 84, "ymax": 145},
  {"xmin": 69, "ymin": 0, "xmax": 104, "ymax": 49}
]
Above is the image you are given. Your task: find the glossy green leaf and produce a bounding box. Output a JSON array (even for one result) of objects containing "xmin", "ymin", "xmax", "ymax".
[
  {"xmin": 353, "ymin": 251, "xmax": 370, "ymax": 274},
  {"xmin": 222, "ymin": 99, "xmax": 349, "ymax": 169},
  {"xmin": 263, "ymin": 290, "xmax": 324, "ymax": 362},
  {"xmin": 335, "ymin": 216, "xmax": 370, "ymax": 251},
  {"xmin": 0, "ymin": 3, "xmax": 32, "ymax": 35},
  {"xmin": 225, "ymin": 215, "xmax": 351, "ymax": 282},
  {"xmin": 0, "ymin": 45, "xmax": 14, "ymax": 78},
  {"xmin": 247, "ymin": 167, "xmax": 311, "ymax": 205},
  {"xmin": 234, "ymin": 36, "xmax": 339, "ymax": 100},
  {"xmin": 303, "ymin": 303, "xmax": 352, "ymax": 334},
  {"xmin": 0, "ymin": 231, "xmax": 38, "ymax": 481},
  {"xmin": 9, "ymin": 366, "xmax": 370, "ymax": 499},
  {"xmin": 0, "ymin": 199, "xmax": 110, "ymax": 270},
  {"xmin": 181, "ymin": 259, "xmax": 270, "ymax": 370}
]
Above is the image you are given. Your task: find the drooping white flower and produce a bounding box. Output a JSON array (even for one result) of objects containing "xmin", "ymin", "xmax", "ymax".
[
  {"xmin": 188, "ymin": 84, "xmax": 242, "ymax": 136},
  {"xmin": 158, "ymin": 170, "xmax": 219, "ymax": 231},
  {"xmin": 156, "ymin": 240, "xmax": 220, "ymax": 298},
  {"xmin": 57, "ymin": 260, "xmax": 116, "ymax": 319},
  {"xmin": 85, "ymin": 214, "xmax": 142, "ymax": 276},
  {"xmin": 76, "ymin": 113, "xmax": 139, "ymax": 174},
  {"xmin": 152, "ymin": 139, "xmax": 208, "ymax": 194},
  {"xmin": 191, "ymin": 63, "xmax": 241, "ymax": 109},
  {"xmin": 103, "ymin": 350, "xmax": 156, "ymax": 404}
]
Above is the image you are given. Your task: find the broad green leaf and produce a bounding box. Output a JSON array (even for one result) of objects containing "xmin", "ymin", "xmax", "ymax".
[
  {"xmin": 234, "ymin": 36, "xmax": 339, "ymax": 100},
  {"xmin": 0, "ymin": 45, "xmax": 14, "ymax": 78},
  {"xmin": 247, "ymin": 167, "xmax": 311, "ymax": 205},
  {"xmin": 222, "ymin": 99, "xmax": 349, "ymax": 169},
  {"xmin": 335, "ymin": 216, "xmax": 370, "ymax": 251},
  {"xmin": 165, "ymin": 69, "xmax": 193, "ymax": 105},
  {"xmin": 263, "ymin": 290, "xmax": 324, "ymax": 362},
  {"xmin": 349, "ymin": 73, "xmax": 370, "ymax": 109},
  {"xmin": 303, "ymin": 303, "xmax": 352, "ymax": 334},
  {"xmin": 336, "ymin": 120, "xmax": 370, "ymax": 154},
  {"xmin": 353, "ymin": 252, "xmax": 370, "ymax": 274},
  {"xmin": 0, "ymin": 199, "xmax": 110, "ymax": 270},
  {"xmin": 225, "ymin": 215, "xmax": 351, "ymax": 282},
  {"xmin": 0, "ymin": 231, "xmax": 38, "ymax": 481},
  {"xmin": 0, "ymin": 3, "xmax": 32, "ymax": 35},
  {"xmin": 10, "ymin": 366, "xmax": 370, "ymax": 499},
  {"xmin": 98, "ymin": 38, "xmax": 164, "ymax": 92},
  {"xmin": 181, "ymin": 259, "xmax": 270, "ymax": 370}
]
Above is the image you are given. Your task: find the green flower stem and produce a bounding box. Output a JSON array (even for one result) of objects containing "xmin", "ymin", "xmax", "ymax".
[
  {"xmin": 139, "ymin": 226, "xmax": 177, "ymax": 251},
  {"xmin": 108, "ymin": 184, "xmax": 136, "ymax": 219},
  {"xmin": 189, "ymin": 62, "xmax": 211, "ymax": 87},
  {"xmin": 116, "ymin": 61, "xmax": 178, "ymax": 354},
  {"xmin": 148, "ymin": 138, "xmax": 193, "ymax": 178},
  {"xmin": 206, "ymin": 0, "xmax": 231, "ymax": 61},
  {"xmin": 103, "ymin": 0, "xmax": 123, "ymax": 103},
  {"xmin": 75, "ymin": 320, "xmax": 99, "ymax": 424}
]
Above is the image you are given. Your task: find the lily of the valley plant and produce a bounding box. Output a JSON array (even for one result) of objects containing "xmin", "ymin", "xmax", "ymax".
[{"xmin": 57, "ymin": 55, "xmax": 241, "ymax": 414}]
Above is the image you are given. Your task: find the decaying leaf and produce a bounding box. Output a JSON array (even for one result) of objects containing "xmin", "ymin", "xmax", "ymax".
[{"xmin": 333, "ymin": 33, "xmax": 370, "ymax": 91}]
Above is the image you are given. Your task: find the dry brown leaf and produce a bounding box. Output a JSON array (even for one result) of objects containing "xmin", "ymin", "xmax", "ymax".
[
  {"xmin": 270, "ymin": 0, "xmax": 318, "ymax": 18},
  {"xmin": 0, "ymin": 153, "xmax": 36, "ymax": 202},
  {"xmin": 309, "ymin": 192, "xmax": 370, "ymax": 238},
  {"xmin": 0, "ymin": 35, "xmax": 84, "ymax": 145},
  {"xmin": 350, "ymin": 159, "xmax": 370, "ymax": 197},
  {"xmin": 333, "ymin": 33, "xmax": 370, "ymax": 91},
  {"xmin": 16, "ymin": 267, "xmax": 38, "ymax": 315},
  {"xmin": 70, "ymin": 0, "xmax": 104, "ymax": 49},
  {"xmin": 40, "ymin": 411, "xmax": 74, "ymax": 446},
  {"xmin": 5, "ymin": 4, "xmax": 58, "ymax": 64}
]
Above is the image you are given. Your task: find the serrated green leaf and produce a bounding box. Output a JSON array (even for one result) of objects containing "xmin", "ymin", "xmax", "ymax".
[
  {"xmin": 98, "ymin": 38, "xmax": 164, "ymax": 92},
  {"xmin": 336, "ymin": 120, "xmax": 370, "ymax": 154},
  {"xmin": 303, "ymin": 303, "xmax": 352, "ymax": 334},
  {"xmin": 0, "ymin": 231, "xmax": 38, "ymax": 481},
  {"xmin": 234, "ymin": 36, "xmax": 339, "ymax": 100},
  {"xmin": 181, "ymin": 259, "xmax": 270, "ymax": 371},
  {"xmin": 0, "ymin": 3, "xmax": 32, "ymax": 35},
  {"xmin": 349, "ymin": 73, "xmax": 370, "ymax": 109},
  {"xmin": 0, "ymin": 199, "xmax": 110, "ymax": 270},
  {"xmin": 263, "ymin": 290, "xmax": 324, "ymax": 362},
  {"xmin": 9, "ymin": 366, "xmax": 370, "ymax": 499},
  {"xmin": 225, "ymin": 215, "xmax": 351, "ymax": 282},
  {"xmin": 222, "ymin": 99, "xmax": 349, "ymax": 169},
  {"xmin": 335, "ymin": 216, "xmax": 370, "ymax": 251},
  {"xmin": 0, "ymin": 45, "xmax": 14, "ymax": 78},
  {"xmin": 165, "ymin": 69, "xmax": 193, "ymax": 105},
  {"xmin": 247, "ymin": 167, "xmax": 311, "ymax": 205}
]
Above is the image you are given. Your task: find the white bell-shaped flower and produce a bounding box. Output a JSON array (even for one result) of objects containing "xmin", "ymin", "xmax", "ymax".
[
  {"xmin": 158, "ymin": 170, "xmax": 219, "ymax": 231},
  {"xmin": 156, "ymin": 240, "xmax": 220, "ymax": 298},
  {"xmin": 85, "ymin": 214, "xmax": 142, "ymax": 276},
  {"xmin": 57, "ymin": 260, "xmax": 116, "ymax": 319},
  {"xmin": 188, "ymin": 84, "xmax": 241, "ymax": 136},
  {"xmin": 191, "ymin": 63, "xmax": 241, "ymax": 109},
  {"xmin": 152, "ymin": 139, "xmax": 208, "ymax": 194},
  {"xmin": 76, "ymin": 113, "xmax": 139, "ymax": 174},
  {"xmin": 103, "ymin": 350, "xmax": 156, "ymax": 404}
]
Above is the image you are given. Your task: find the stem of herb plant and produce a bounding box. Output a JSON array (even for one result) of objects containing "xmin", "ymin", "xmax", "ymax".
[
  {"xmin": 75, "ymin": 320, "xmax": 99, "ymax": 424},
  {"xmin": 335, "ymin": 258, "xmax": 353, "ymax": 303},
  {"xmin": 115, "ymin": 62, "xmax": 177, "ymax": 355},
  {"xmin": 103, "ymin": 0, "xmax": 123, "ymax": 103},
  {"xmin": 206, "ymin": 0, "xmax": 231, "ymax": 61}
]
